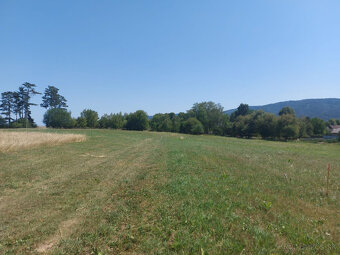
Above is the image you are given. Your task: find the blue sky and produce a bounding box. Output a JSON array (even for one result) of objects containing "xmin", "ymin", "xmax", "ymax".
[{"xmin": 1, "ymin": 0, "xmax": 339, "ymax": 124}]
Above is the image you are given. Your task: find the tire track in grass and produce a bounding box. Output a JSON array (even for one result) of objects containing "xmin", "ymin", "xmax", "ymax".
[{"xmin": 35, "ymin": 137, "xmax": 159, "ymax": 254}]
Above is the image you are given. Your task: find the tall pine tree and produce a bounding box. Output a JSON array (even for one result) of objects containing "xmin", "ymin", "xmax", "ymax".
[
  {"xmin": 41, "ymin": 86, "xmax": 68, "ymax": 109},
  {"xmin": 12, "ymin": 91, "xmax": 23, "ymax": 121},
  {"xmin": 0, "ymin": 91, "xmax": 15, "ymax": 125},
  {"xmin": 20, "ymin": 82, "xmax": 40, "ymax": 123}
]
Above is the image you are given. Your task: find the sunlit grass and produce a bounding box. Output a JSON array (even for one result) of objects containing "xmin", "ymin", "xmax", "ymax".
[{"xmin": 0, "ymin": 129, "xmax": 338, "ymax": 254}]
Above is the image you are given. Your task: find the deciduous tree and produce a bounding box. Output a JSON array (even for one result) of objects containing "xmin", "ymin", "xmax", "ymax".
[
  {"xmin": 230, "ymin": 103, "xmax": 251, "ymax": 121},
  {"xmin": 277, "ymin": 114, "xmax": 299, "ymax": 140},
  {"xmin": 279, "ymin": 107, "xmax": 295, "ymax": 116},
  {"xmin": 191, "ymin": 102, "xmax": 225, "ymax": 134},
  {"xmin": 125, "ymin": 110, "xmax": 149, "ymax": 131},
  {"xmin": 181, "ymin": 117, "xmax": 204, "ymax": 135},
  {"xmin": 311, "ymin": 118, "xmax": 326, "ymax": 136},
  {"xmin": 80, "ymin": 109, "xmax": 99, "ymax": 128},
  {"xmin": 43, "ymin": 108, "xmax": 75, "ymax": 128}
]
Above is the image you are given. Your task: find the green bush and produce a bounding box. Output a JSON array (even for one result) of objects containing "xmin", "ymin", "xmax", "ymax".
[
  {"xmin": 43, "ymin": 108, "xmax": 75, "ymax": 128},
  {"xmin": 99, "ymin": 113, "xmax": 125, "ymax": 129},
  {"xmin": 10, "ymin": 118, "xmax": 37, "ymax": 128},
  {"xmin": 298, "ymin": 117, "xmax": 314, "ymax": 138},
  {"xmin": 76, "ymin": 117, "xmax": 87, "ymax": 128},
  {"xmin": 181, "ymin": 118, "xmax": 204, "ymax": 135},
  {"xmin": 125, "ymin": 110, "xmax": 149, "ymax": 131},
  {"xmin": 10, "ymin": 122, "xmax": 24, "ymax": 128},
  {"xmin": 80, "ymin": 109, "xmax": 99, "ymax": 128},
  {"xmin": 190, "ymin": 101, "xmax": 225, "ymax": 134},
  {"xmin": 281, "ymin": 124, "xmax": 299, "ymax": 140},
  {"xmin": 0, "ymin": 116, "xmax": 6, "ymax": 128},
  {"xmin": 0, "ymin": 116, "xmax": 7, "ymax": 128},
  {"xmin": 149, "ymin": 113, "xmax": 181, "ymax": 133},
  {"xmin": 255, "ymin": 112, "xmax": 278, "ymax": 139},
  {"xmin": 277, "ymin": 114, "xmax": 299, "ymax": 140},
  {"xmin": 150, "ymin": 113, "xmax": 172, "ymax": 132},
  {"xmin": 311, "ymin": 117, "xmax": 326, "ymax": 136}
]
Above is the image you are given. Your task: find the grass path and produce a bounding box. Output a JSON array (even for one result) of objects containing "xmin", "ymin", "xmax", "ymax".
[{"xmin": 0, "ymin": 130, "xmax": 339, "ymax": 254}]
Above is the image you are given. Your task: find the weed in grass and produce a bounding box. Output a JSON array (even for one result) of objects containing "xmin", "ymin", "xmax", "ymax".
[{"xmin": 262, "ymin": 200, "xmax": 273, "ymax": 212}]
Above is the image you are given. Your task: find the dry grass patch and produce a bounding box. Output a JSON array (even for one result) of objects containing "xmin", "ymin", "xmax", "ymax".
[
  {"xmin": 0, "ymin": 131, "xmax": 86, "ymax": 152},
  {"xmin": 36, "ymin": 217, "xmax": 81, "ymax": 253}
]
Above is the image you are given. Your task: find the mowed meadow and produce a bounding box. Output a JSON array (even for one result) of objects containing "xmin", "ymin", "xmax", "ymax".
[{"xmin": 0, "ymin": 130, "xmax": 339, "ymax": 254}]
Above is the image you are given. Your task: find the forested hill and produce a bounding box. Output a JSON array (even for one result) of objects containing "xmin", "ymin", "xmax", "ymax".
[{"xmin": 225, "ymin": 98, "xmax": 340, "ymax": 120}]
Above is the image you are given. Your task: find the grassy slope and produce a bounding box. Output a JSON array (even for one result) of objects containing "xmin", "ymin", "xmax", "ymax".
[{"xmin": 0, "ymin": 130, "xmax": 339, "ymax": 254}]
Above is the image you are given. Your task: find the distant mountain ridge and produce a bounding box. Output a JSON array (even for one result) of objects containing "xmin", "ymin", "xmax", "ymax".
[{"xmin": 225, "ymin": 98, "xmax": 340, "ymax": 121}]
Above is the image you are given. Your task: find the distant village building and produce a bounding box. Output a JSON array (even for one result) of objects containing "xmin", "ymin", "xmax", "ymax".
[
  {"xmin": 329, "ymin": 125, "xmax": 340, "ymax": 135},
  {"xmin": 323, "ymin": 125, "xmax": 340, "ymax": 140}
]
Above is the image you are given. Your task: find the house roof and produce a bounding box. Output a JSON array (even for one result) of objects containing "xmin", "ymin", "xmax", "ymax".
[{"xmin": 330, "ymin": 125, "xmax": 340, "ymax": 134}]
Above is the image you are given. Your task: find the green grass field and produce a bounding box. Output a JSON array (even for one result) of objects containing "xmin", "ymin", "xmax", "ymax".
[{"xmin": 0, "ymin": 129, "xmax": 339, "ymax": 254}]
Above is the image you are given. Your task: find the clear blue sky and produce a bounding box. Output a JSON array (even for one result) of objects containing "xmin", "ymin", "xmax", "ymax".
[{"xmin": 1, "ymin": 0, "xmax": 339, "ymax": 124}]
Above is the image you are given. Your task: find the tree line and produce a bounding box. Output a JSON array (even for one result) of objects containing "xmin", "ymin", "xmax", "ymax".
[
  {"xmin": 149, "ymin": 103, "xmax": 338, "ymax": 140},
  {"xmin": 1, "ymin": 84, "xmax": 339, "ymax": 140}
]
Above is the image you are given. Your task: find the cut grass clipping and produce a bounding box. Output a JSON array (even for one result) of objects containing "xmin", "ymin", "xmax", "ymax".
[{"xmin": 0, "ymin": 131, "xmax": 86, "ymax": 152}]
